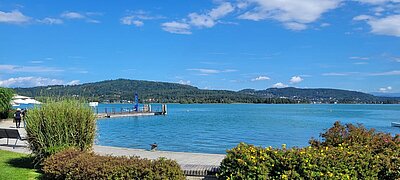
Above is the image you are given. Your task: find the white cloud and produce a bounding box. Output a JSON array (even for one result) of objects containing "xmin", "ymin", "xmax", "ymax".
[
  {"xmin": 251, "ymin": 76, "xmax": 270, "ymax": 81},
  {"xmin": 121, "ymin": 11, "xmax": 164, "ymax": 27},
  {"xmin": 272, "ymin": 82, "xmax": 288, "ymax": 88},
  {"xmin": 37, "ymin": 17, "xmax": 63, "ymax": 25},
  {"xmin": 353, "ymin": 62, "xmax": 369, "ymax": 65},
  {"xmin": 290, "ymin": 76, "xmax": 304, "ymax": 84},
  {"xmin": 353, "ymin": 14, "xmax": 373, "ymax": 21},
  {"xmin": 187, "ymin": 68, "xmax": 220, "ymax": 74},
  {"xmin": 60, "ymin": 11, "xmax": 100, "ymax": 23},
  {"xmin": 0, "ymin": 77, "xmax": 64, "ymax": 88},
  {"xmin": 0, "ymin": 64, "xmax": 63, "ymax": 73},
  {"xmin": 161, "ymin": 21, "xmax": 192, "ymax": 34},
  {"xmin": 61, "ymin": 12, "xmax": 85, "ymax": 19},
  {"xmin": 187, "ymin": 68, "xmax": 237, "ymax": 75},
  {"xmin": 320, "ymin": 23, "xmax": 331, "ymax": 27},
  {"xmin": 66, "ymin": 80, "xmax": 80, "ymax": 85},
  {"xmin": 349, "ymin": 56, "xmax": 370, "ymax": 60},
  {"xmin": 177, "ymin": 80, "xmax": 191, "ymax": 85},
  {"xmin": 238, "ymin": 0, "xmax": 341, "ymax": 30},
  {"xmin": 369, "ymin": 70, "xmax": 400, "ymax": 75},
  {"xmin": 322, "ymin": 72, "xmax": 351, "ymax": 76},
  {"xmin": 368, "ymin": 15, "xmax": 400, "ymax": 37},
  {"xmin": 379, "ymin": 86, "xmax": 393, "ymax": 92},
  {"xmin": 120, "ymin": 16, "xmax": 144, "ymax": 27},
  {"xmin": 189, "ymin": 2, "xmax": 235, "ymax": 28},
  {"xmin": 354, "ymin": 0, "xmax": 400, "ymax": 4},
  {"xmin": 284, "ymin": 22, "xmax": 307, "ymax": 30},
  {"xmin": 132, "ymin": 20, "xmax": 144, "ymax": 27},
  {"xmin": 29, "ymin": 61, "xmax": 44, "ymax": 64},
  {"xmin": 162, "ymin": 2, "xmax": 234, "ymax": 34},
  {"xmin": 354, "ymin": 14, "xmax": 400, "ymax": 37},
  {"xmin": 0, "ymin": 10, "xmax": 30, "ymax": 24}
]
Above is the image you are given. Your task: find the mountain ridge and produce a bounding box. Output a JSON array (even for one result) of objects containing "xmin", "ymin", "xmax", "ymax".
[{"xmin": 12, "ymin": 79, "xmax": 400, "ymax": 104}]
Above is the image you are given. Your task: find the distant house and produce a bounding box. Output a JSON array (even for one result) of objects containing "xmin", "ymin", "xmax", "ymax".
[{"xmin": 11, "ymin": 95, "xmax": 41, "ymax": 106}]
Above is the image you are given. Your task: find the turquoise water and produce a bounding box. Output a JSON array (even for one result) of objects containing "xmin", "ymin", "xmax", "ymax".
[{"xmin": 96, "ymin": 104, "xmax": 400, "ymax": 154}]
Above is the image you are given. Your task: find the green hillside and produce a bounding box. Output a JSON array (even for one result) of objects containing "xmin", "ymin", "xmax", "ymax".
[
  {"xmin": 239, "ymin": 87, "xmax": 399, "ymax": 104},
  {"xmin": 13, "ymin": 79, "xmax": 399, "ymax": 104},
  {"xmin": 13, "ymin": 79, "xmax": 294, "ymax": 104}
]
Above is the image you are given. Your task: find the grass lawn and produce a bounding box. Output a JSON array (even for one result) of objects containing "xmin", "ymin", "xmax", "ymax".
[{"xmin": 0, "ymin": 150, "xmax": 41, "ymax": 180}]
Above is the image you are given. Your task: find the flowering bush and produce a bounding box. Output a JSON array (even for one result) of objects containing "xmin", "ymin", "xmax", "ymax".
[
  {"xmin": 43, "ymin": 149, "xmax": 185, "ymax": 180},
  {"xmin": 218, "ymin": 121, "xmax": 400, "ymax": 179}
]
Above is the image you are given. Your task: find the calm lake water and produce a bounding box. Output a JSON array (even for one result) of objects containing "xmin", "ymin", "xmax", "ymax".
[{"xmin": 96, "ymin": 104, "xmax": 400, "ymax": 154}]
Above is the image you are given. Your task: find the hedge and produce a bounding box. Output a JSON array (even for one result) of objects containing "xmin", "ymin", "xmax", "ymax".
[
  {"xmin": 218, "ymin": 121, "xmax": 400, "ymax": 179},
  {"xmin": 43, "ymin": 149, "xmax": 185, "ymax": 180}
]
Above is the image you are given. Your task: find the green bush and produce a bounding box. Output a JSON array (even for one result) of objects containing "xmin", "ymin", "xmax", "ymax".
[
  {"xmin": 25, "ymin": 100, "xmax": 96, "ymax": 164},
  {"xmin": 0, "ymin": 87, "xmax": 14, "ymax": 119},
  {"xmin": 43, "ymin": 149, "xmax": 185, "ymax": 180},
  {"xmin": 218, "ymin": 121, "xmax": 400, "ymax": 180}
]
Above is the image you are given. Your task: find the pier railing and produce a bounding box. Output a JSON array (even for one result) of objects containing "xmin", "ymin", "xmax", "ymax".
[{"xmin": 93, "ymin": 104, "xmax": 167, "ymax": 116}]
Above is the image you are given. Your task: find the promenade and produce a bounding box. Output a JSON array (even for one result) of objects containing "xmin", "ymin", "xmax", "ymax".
[{"xmin": 0, "ymin": 119, "xmax": 224, "ymax": 179}]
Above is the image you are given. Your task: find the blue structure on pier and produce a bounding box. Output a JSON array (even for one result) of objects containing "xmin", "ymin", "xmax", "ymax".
[{"xmin": 134, "ymin": 92, "xmax": 139, "ymax": 112}]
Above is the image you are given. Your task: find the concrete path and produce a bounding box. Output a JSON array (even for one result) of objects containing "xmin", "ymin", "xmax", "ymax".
[
  {"xmin": 0, "ymin": 119, "xmax": 224, "ymax": 178},
  {"xmin": 94, "ymin": 145, "xmax": 225, "ymax": 166}
]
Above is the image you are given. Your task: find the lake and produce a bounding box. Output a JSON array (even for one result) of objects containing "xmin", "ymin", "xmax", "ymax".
[{"xmin": 96, "ymin": 104, "xmax": 400, "ymax": 154}]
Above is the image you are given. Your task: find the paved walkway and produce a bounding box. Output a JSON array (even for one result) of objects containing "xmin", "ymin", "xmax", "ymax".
[{"xmin": 0, "ymin": 119, "xmax": 224, "ymax": 178}]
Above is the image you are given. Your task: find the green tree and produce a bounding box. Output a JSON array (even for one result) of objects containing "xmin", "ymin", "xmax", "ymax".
[{"xmin": 0, "ymin": 87, "xmax": 14, "ymax": 119}]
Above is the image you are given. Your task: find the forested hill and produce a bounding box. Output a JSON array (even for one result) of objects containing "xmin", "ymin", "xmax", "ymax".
[
  {"xmin": 13, "ymin": 79, "xmax": 293, "ymax": 104},
  {"xmin": 239, "ymin": 87, "xmax": 399, "ymax": 104},
  {"xmin": 13, "ymin": 79, "xmax": 399, "ymax": 104}
]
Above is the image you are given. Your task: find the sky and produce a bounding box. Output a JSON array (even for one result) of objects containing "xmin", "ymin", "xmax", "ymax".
[{"xmin": 0, "ymin": 0, "xmax": 399, "ymax": 93}]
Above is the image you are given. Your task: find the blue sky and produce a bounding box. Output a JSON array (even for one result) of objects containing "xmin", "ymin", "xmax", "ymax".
[{"xmin": 0, "ymin": 0, "xmax": 399, "ymax": 93}]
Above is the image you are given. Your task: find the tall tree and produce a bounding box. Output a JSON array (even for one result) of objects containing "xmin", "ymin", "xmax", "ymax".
[{"xmin": 0, "ymin": 87, "xmax": 14, "ymax": 119}]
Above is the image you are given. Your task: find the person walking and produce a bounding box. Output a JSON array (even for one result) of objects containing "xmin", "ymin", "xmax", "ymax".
[
  {"xmin": 21, "ymin": 109, "xmax": 27, "ymax": 128},
  {"xmin": 14, "ymin": 108, "xmax": 22, "ymax": 128}
]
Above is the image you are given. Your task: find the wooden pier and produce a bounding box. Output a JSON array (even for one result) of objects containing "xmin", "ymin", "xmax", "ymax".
[{"xmin": 95, "ymin": 104, "xmax": 167, "ymax": 118}]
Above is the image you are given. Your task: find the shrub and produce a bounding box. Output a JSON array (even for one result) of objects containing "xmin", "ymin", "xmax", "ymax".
[
  {"xmin": 43, "ymin": 149, "xmax": 185, "ymax": 180},
  {"xmin": 218, "ymin": 121, "xmax": 400, "ymax": 180},
  {"xmin": 25, "ymin": 99, "xmax": 96, "ymax": 164},
  {"xmin": 0, "ymin": 87, "xmax": 14, "ymax": 119}
]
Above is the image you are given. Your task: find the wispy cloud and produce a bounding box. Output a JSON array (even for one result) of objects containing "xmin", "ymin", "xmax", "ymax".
[
  {"xmin": 349, "ymin": 56, "xmax": 370, "ymax": 60},
  {"xmin": 161, "ymin": 21, "xmax": 192, "ymax": 34},
  {"xmin": 0, "ymin": 64, "xmax": 63, "ymax": 73},
  {"xmin": 322, "ymin": 72, "xmax": 354, "ymax": 76},
  {"xmin": 37, "ymin": 17, "xmax": 63, "ymax": 25},
  {"xmin": 187, "ymin": 68, "xmax": 237, "ymax": 75},
  {"xmin": 251, "ymin": 76, "xmax": 270, "ymax": 81},
  {"xmin": 188, "ymin": 2, "xmax": 234, "ymax": 28},
  {"xmin": 61, "ymin": 12, "xmax": 85, "ymax": 19},
  {"xmin": 0, "ymin": 10, "xmax": 31, "ymax": 24},
  {"xmin": 60, "ymin": 11, "xmax": 101, "ymax": 23},
  {"xmin": 29, "ymin": 60, "xmax": 44, "ymax": 64},
  {"xmin": 121, "ymin": 10, "xmax": 164, "ymax": 27},
  {"xmin": 161, "ymin": 2, "xmax": 235, "ymax": 34},
  {"xmin": 353, "ymin": 62, "xmax": 369, "ymax": 65},
  {"xmin": 368, "ymin": 70, "xmax": 400, "ymax": 76}
]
